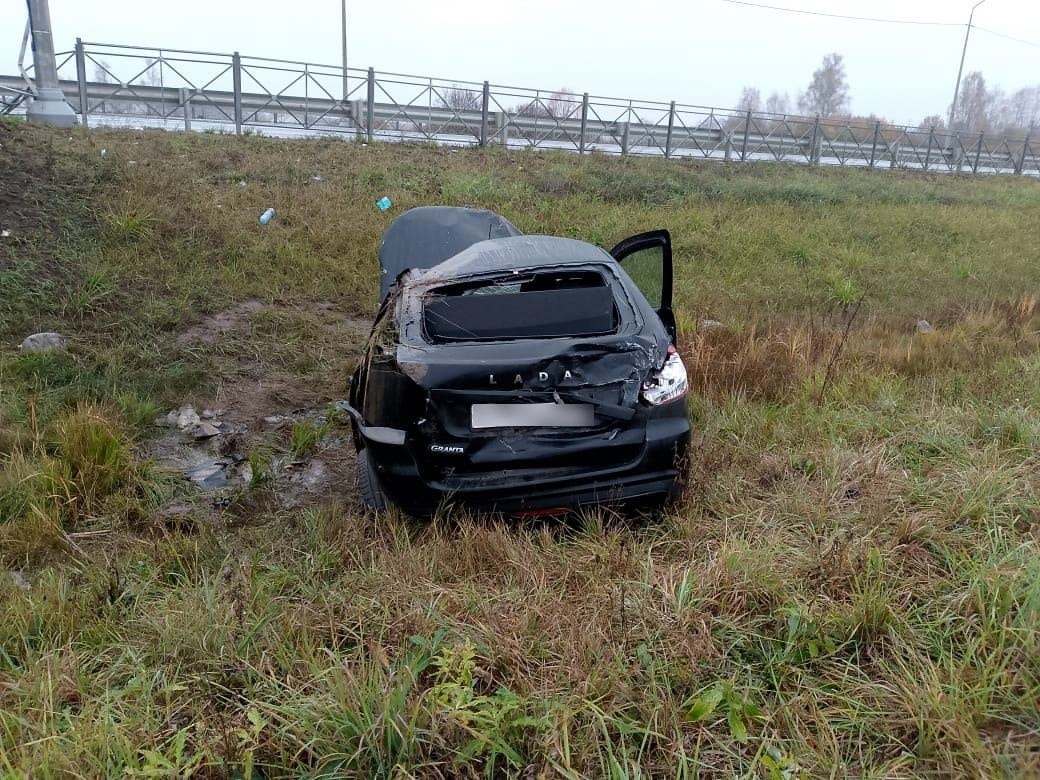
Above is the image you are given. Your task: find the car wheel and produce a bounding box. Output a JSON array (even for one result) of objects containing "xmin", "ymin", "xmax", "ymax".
[{"xmin": 357, "ymin": 448, "xmax": 390, "ymax": 513}]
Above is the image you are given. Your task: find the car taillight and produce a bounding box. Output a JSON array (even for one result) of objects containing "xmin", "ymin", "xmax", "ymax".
[{"xmin": 641, "ymin": 346, "xmax": 688, "ymax": 406}]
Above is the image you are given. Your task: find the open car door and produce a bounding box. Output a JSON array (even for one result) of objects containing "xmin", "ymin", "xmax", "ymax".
[{"xmin": 609, "ymin": 229, "xmax": 676, "ymax": 341}]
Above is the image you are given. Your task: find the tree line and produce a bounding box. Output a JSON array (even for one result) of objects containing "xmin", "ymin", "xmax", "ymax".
[
  {"xmin": 439, "ymin": 52, "xmax": 1038, "ymax": 139},
  {"xmin": 735, "ymin": 52, "xmax": 1038, "ymax": 138}
]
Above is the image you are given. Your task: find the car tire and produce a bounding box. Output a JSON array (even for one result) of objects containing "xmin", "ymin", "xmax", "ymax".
[{"xmin": 357, "ymin": 448, "xmax": 390, "ymax": 513}]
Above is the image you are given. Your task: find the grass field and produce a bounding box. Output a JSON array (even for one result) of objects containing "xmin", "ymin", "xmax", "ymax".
[{"xmin": 2, "ymin": 119, "xmax": 1040, "ymax": 777}]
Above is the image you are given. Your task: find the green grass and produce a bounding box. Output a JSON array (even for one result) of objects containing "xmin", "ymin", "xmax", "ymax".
[
  {"xmin": 1, "ymin": 123, "xmax": 1039, "ymax": 776},
  {"xmin": 289, "ymin": 419, "xmax": 330, "ymax": 458}
]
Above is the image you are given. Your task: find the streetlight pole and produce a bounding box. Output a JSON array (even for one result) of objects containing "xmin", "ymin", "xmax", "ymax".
[
  {"xmin": 24, "ymin": 0, "xmax": 77, "ymax": 127},
  {"xmin": 341, "ymin": 0, "xmax": 348, "ymax": 100},
  {"xmin": 946, "ymin": 0, "xmax": 988, "ymax": 134}
]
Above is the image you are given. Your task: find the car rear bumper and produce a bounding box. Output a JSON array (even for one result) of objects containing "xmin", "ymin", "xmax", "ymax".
[{"xmin": 360, "ymin": 413, "xmax": 690, "ymax": 515}]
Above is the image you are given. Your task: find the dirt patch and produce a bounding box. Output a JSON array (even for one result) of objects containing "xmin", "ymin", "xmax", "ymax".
[
  {"xmin": 148, "ymin": 298, "xmax": 371, "ymax": 518},
  {"xmin": 176, "ymin": 298, "xmax": 371, "ymax": 422},
  {"xmin": 176, "ymin": 299, "xmax": 268, "ymax": 345},
  {"xmin": 177, "ymin": 298, "xmax": 370, "ymax": 347},
  {"xmin": 205, "ymin": 370, "xmax": 329, "ymax": 425}
]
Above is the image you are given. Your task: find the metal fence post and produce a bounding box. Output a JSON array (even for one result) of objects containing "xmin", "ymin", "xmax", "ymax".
[
  {"xmin": 973, "ymin": 132, "xmax": 984, "ymax": 173},
  {"xmin": 924, "ymin": 126, "xmax": 935, "ymax": 170},
  {"xmin": 346, "ymin": 100, "xmax": 359, "ymax": 138},
  {"xmin": 74, "ymin": 37, "xmax": 88, "ymax": 126},
  {"xmin": 232, "ymin": 51, "xmax": 242, "ymax": 135},
  {"xmin": 579, "ymin": 93, "xmax": 589, "ymax": 155},
  {"xmin": 1016, "ymin": 125, "xmax": 1032, "ymax": 175},
  {"xmin": 665, "ymin": 100, "xmax": 675, "ymax": 159},
  {"xmin": 480, "ymin": 81, "xmax": 489, "ymax": 147},
  {"xmin": 740, "ymin": 110, "xmax": 751, "ymax": 161},
  {"xmin": 158, "ymin": 51, "xmax": 166, "ymax": 121},
  {"xmin": 303, "ymin": 63, "xmax": 310, "ymax": 128},
  {"xmin": 495, "ymin": 112, "xmax": 509, "ymax": 147},
  {"xmin": 366, "ymin": 67, "xmax": 375, "ymax": 142},
  {"xmin": 180, "ymin": 88, "xmax": 191, "ymax": 131},
  {"xmin": 809, "ymin": 115, "xmax": 821, "ymax": 166},
  {"xmin": 869, "ymin": 121, "xmax": 880, "ymax": 169},
  {"xmin": 954, "ymin": 134, "xmax": 965, "ymax": 172}
]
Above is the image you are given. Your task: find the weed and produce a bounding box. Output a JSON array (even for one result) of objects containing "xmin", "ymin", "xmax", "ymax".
[
  {"xmin": 289, "ymin": 419, "xmax": 329, "ymax": 458},
  {"xmin": 103, "ymin": 208, "xmax": 155, "ymax": 243},
  {"xmin": 686, "ymin": 679, "xmax": 764, "ymax": 743},
  {"xmin": 247, "ymin": 446, "xmax": 274, "ymax": 487}
]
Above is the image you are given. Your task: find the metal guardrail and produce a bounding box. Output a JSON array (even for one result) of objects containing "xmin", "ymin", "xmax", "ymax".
[{"xmin": 5, "ymin": 40, "xmax": 1037, "ymax": 176}]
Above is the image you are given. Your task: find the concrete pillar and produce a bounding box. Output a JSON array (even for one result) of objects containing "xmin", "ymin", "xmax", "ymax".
[{"xmin": 25, "ymin": 0, "xmax": 78, "ymax": 127}]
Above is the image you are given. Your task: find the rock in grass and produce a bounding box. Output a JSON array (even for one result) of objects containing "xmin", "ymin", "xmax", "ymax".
[
  {"xmin": 156, "ymin": 405, "xmax": 202, "ymax": 429},
  {"xmin": 185, "ymin": 461, "xmax": 228, "ymax": 490},
  {"xmin": 193, "ymin": 422, "xmax": 222, "ymax": 439},
  {"xmin": 916, "ymin": 319, "xmax": 933, "ymax": 334},
  {"xmin": 699, "ymin": 319, "xmax": 726, "ymax": 332},
  {"xmin": 20, "ymin": 332, "xmax": 66, "ymax": 352}
]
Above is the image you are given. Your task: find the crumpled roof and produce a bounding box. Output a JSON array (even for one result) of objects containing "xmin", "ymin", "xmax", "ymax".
[
  {"xmin": 378, "ymin": 206, "xmax": 523, "ymax": 299},
  {"xmin": 409, "ymin": 235, "xmax": 614, "ymax": 290}
]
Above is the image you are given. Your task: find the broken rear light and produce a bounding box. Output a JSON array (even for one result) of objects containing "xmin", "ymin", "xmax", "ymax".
[{"xmin": 641, "ymin": 346, "xmax": 688, "ymax": 406}]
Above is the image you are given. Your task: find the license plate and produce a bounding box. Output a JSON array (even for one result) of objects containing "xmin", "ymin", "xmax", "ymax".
[{"xmin": 471, "ymin": 403, "xmax": 594, "ymax": 429}]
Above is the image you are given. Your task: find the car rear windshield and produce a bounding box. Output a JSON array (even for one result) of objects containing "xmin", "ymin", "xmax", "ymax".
[{"xmin": 423, "ymin": 270, "xmax": 617, "ymax": 342}]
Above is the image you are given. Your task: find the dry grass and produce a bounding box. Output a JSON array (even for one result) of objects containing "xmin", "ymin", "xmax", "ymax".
[{"xmin": 1, "ymin": 122, "xmax": 1039, "ymax": 777}]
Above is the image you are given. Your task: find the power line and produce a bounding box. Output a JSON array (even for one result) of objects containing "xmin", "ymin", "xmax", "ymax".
[
  {"xmin": 974, "ymin": 26, "xmax": 1040, "ymax": 50},
  {"xmin": 718, "ymin": 0, "xmax": 964, "ymax": 27}
]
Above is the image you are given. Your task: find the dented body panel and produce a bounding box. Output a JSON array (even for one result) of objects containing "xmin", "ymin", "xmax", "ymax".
[{"xmin": 350, "ymin": 207, "xmax": 690, "ymax": 515}]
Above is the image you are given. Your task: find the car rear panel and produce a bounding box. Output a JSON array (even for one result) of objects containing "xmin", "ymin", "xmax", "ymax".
[{"xmin": 384, "ymin": 327, "xmax": 676, "ymax": 502}]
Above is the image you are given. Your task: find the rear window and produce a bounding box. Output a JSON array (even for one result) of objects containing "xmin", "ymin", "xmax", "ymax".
[{"xmin": 422, "ymin": 270, "xmax": 617, "ymax": 342}]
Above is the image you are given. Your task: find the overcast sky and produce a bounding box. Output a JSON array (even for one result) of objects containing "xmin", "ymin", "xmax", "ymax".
[{"xmin": 5, "ymin": 0, "xmax": 1040, "ymax": 124}]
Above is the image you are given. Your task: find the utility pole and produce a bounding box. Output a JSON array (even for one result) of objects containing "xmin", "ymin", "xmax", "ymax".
[
  {"xmin": 946, "ymin": 0, "xmax": 988, "ymax": 135},
  {"xmin": 341, "ymin": 0, "xmax": 348, "ymax": 100},
  {"xmin": 24, "ymin": 0, "xmax": 78, "ymax": 127}
]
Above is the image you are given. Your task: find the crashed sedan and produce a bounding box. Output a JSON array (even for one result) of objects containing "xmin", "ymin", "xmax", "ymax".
[{"xmin": 344, "ymin": 206, "xmax": 690, "ymax": 515}]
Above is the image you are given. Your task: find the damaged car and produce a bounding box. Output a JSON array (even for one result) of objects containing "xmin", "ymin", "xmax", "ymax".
[{"xmin": 344, "ymin": 206, "xmax": 690, "ymax": 515}]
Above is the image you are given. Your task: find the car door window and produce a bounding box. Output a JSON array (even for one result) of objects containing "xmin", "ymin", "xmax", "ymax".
[
  {"xmin": 609, "ymin": 229, "xmax": 673, "ymax": 312},
  {"xmin": 609, "ymin": 229, "xmax": 675, "ymax": 340},
  {"xmin": 617, "ymin": 245, "xmax": 665, "ymax": 310}
]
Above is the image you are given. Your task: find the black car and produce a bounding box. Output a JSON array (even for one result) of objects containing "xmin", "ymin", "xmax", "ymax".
[{"xmin": 343, "ymin": 206, "xmax": 690, "ymax": 515}]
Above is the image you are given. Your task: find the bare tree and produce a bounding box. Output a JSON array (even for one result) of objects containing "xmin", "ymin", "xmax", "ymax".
[
  {"xmin": 93, "ymin": 59, "xmax": 115, "ymax": 84},
  {"xmin": 765, "ymin": 91, "xmax": 790, "ymax": 115},
  {"xmin": 546, "ymin": 88, "xmax": 580, "ymax": 119},
  {"xmin": 987, "ymin": 86, "xmax": 1013, "ymax": 133},
  {"xmin": 798, "ymin": 53, "xmax": 850, "ymax": 117},
  {"xmin": 437, "ymin": 83, "xmax": 481, "ymax": 113},
  {"xmin": 1006, "ymin": 85, "xmax": 1040, "ymax": 130},
  {"xmin": 138, "ymin": 58, "xmax": 162, "ymax": 88},
  {"xmin": 517, "ymin": 87, "xmax": 579, "ymax": 119},
  {"xmin": 950, "ymin": 71, "xmax": 993, "ymax": 133},
  {"xmin": 918, "ymin": 114, "xmax": 945, "ymax": 130},
  {"xmin": 735, "ymin": 86, "xmax": 761, "ymax": 113}
]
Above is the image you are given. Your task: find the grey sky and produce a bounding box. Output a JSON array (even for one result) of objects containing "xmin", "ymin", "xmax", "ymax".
[{"xmin": 5, "ymin": 0, "xmax": 1040, "ymax": 124}]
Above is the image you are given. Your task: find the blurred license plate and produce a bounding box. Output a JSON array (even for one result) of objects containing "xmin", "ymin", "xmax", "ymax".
[{"xmin": 471, "ymin": 403, "xmax": 594, "ymax": 429}]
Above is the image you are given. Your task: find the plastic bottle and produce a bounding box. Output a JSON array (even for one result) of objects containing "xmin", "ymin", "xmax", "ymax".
[
  {"xmin": 259, "ymin": 208, "xmax": 276, "ymax": 225},
  {"xmin": 376, "ymin": 196, "xmax": 392, "ymax": 212}
]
